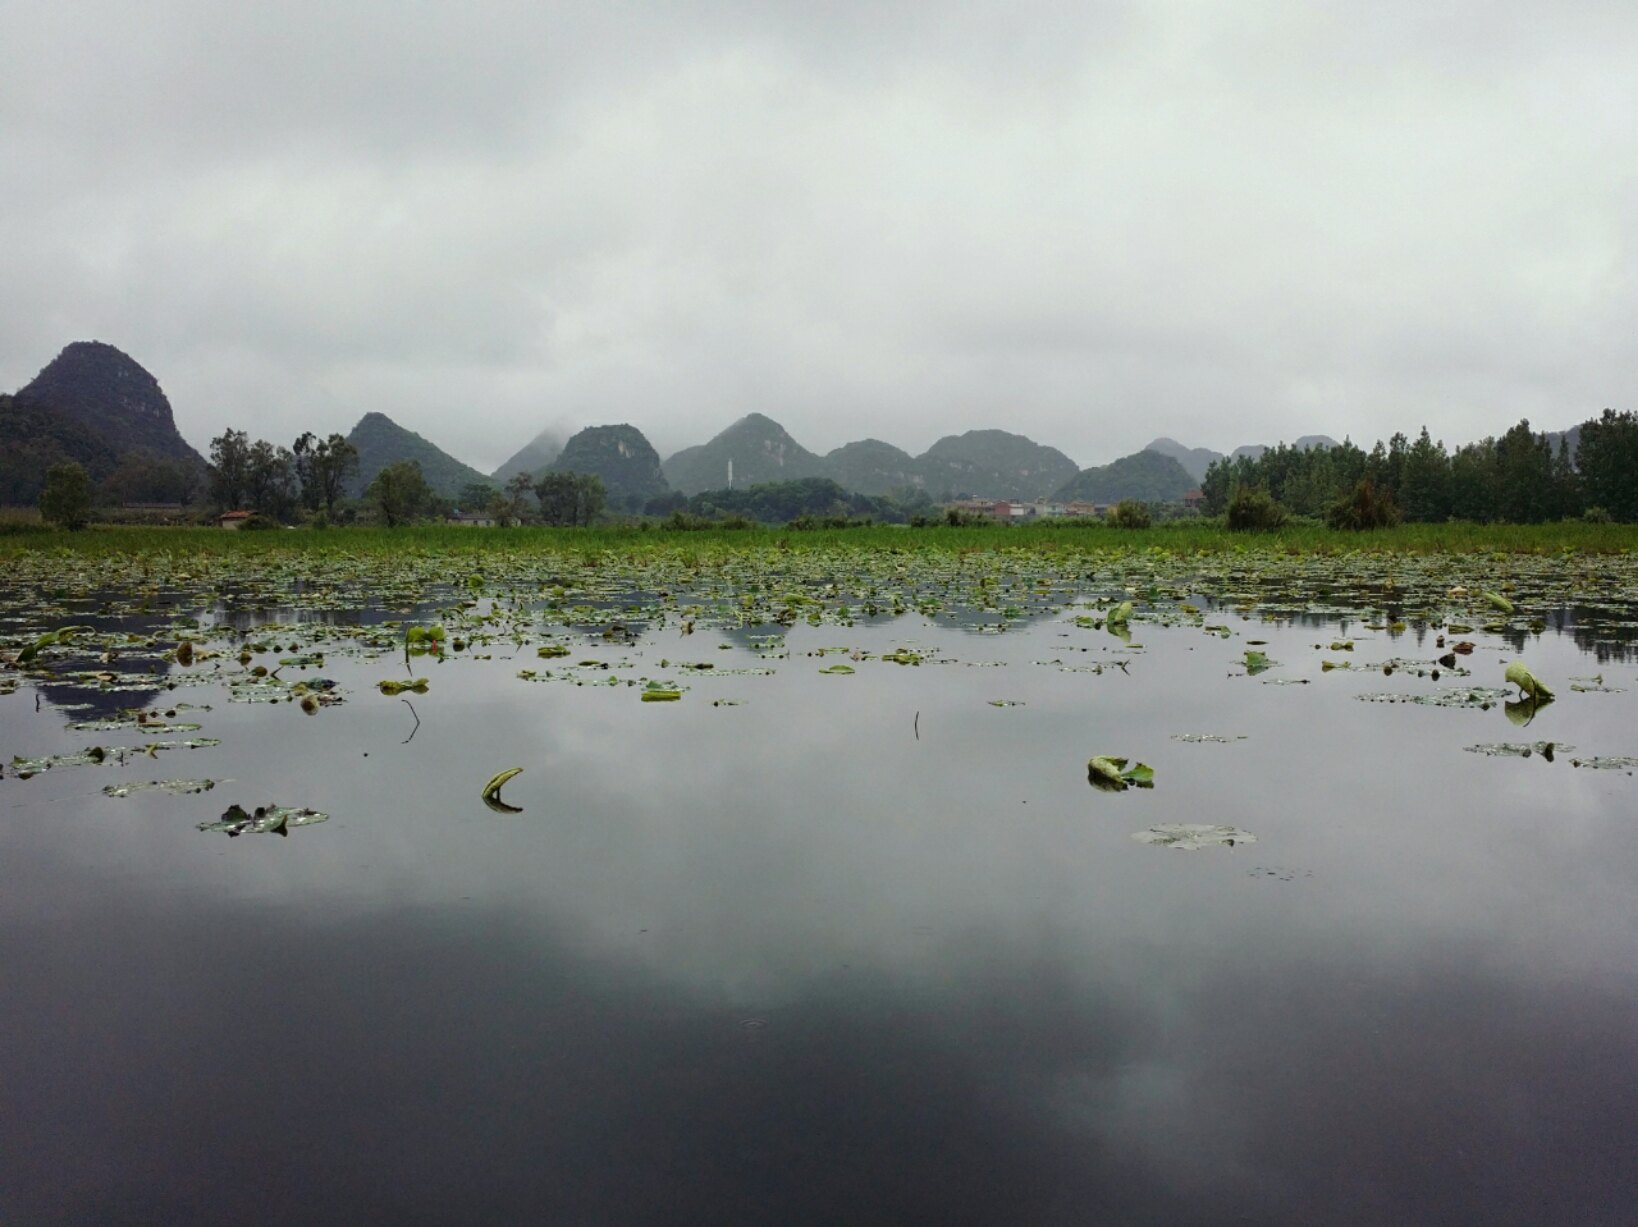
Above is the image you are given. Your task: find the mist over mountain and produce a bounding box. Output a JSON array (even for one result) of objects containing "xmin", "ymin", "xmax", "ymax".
[
  {"xmin": 345, "ymin": 412, "xmax": 495, "ymax": 499},
  {"xmin": 551, "ymin": 424, "xmax": 669, "ymax": 511},
  {"xmin": 1231, "ymin": 435, "xmax": 1339, "ymax": 463},
  {"xmin": 17, "ymin": 341, "xmax": 204, "ymax": 466},
  {"xmin": 662, "ymin": 413, "xmax": 826, "ymax": 495},
  {"xmin": 1146, "ymin": 434, "xmax": 1340, "ymax": 477},
  {"xmin": 1142, "ymin": 438, "xmax": 1221, "ymax": 483},
  {"xmin": 491, "ymin": 427, "xmax": 564, "ymax": 483}
]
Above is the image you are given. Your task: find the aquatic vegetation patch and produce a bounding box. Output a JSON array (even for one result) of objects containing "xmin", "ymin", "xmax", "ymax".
[
  {"xmin": 1356, "ymin": 687, "xmax": 1513, "ymax": 709},
  {"xmin": 103, "ymin": 778, "xmax": 218, "ymax": 797},
  {"xmin": 1132, "ymin": 824, "xmax": 1257, "ymax": 849},
  {"xmin": 199, "ymin": 803, "xmax": 328, "ymax": 837},
  {"xmin": 1465, "ymin": 742, "xmax": 1571, "ymax": 760},
  {"xmin": 1568, "ymin": 756, "xmax": 1638, "ymax": 772},
  {"xmin": 9, "ymin": 739, "xmax": 221, "ymax": 778}
]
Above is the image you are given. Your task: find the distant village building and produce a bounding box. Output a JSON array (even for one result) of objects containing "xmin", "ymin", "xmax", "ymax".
[
  {"xmin": 219, "ymin": 510, "xmax": 251, "ymax": 530},
  {"xmin": 1183, "ymin": 489, "xmax": 1205, "ymax": 511},
  {"xmin": 449, "ymin": 510, "xmax": 495, "ymax": 527}
]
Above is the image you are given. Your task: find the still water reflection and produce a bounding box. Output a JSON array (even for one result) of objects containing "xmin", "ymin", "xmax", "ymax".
[{"xmin": 2, "ymin": 599, "xmax": 1635, "ymax": 1225}]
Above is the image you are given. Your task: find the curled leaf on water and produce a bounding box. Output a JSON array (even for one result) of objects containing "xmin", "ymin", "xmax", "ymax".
[
  {"xmin": 641, "ymin": 688, "xmax": 682, "ymax": 701},
  {"xmin": 377, "ymin": 678, "xmax": 429, "ymax": 695},
  {"xmin": 1483, "ymin": 591, "xmax": 1515, "ymax": 615},
  {"xmin": 17, "ymin": 625, "xmax": 94, "ymax": 664},
  {"xmin": 1504, "ymin": 695, "xmax": 1550, "ymax": 728},
  {"xmin": 1106, "ymin": 601, "xmax": 1133, "ymax": 626},
  {"xmin": 1504, "ymin": 661, "xmax": 1553, "ymax": 702},
  {"xmin": 819, "ymin": 664, "xmax": 854, "ymax": 675},
  {"xmin": 1088, "ymin": 755, "xmax": 1155, "ymax": 791},
  {"xmin": 481, "ymin": 767, "xmax": 523, "ymax": 813}
]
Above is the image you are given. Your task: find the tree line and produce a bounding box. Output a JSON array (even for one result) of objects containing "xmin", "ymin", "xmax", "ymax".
[{"xmin": 1200, "ymin": 411, "xmax": 1638, "ymax": 525}]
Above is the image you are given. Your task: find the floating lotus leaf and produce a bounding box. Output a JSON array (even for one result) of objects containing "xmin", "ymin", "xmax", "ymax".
[
  {"xmin": 1466, "ymin": 742, "xmax": 1568, "ymax": 760},
  {"xmin": 199, "ymin": 804, "xmax": 328, "ymax": 837},
  {"xmin": 1088, "ymin": 756, "xmax": 1155, "ymax": 791},
  {"xmin": 378, "ymin": 678, "xmax": 429, "ymax": 695},
  {"xmin": 103, "ymin": 779, "xmax": 217, "ymax": 797},
  {"xmin": 1132, "ymin": 824, "xmax": 1256, "ymax": 850}
]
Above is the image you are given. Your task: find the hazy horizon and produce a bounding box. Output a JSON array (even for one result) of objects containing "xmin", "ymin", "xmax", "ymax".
[{"xmin": 4, "ymin": 3, "xmax": 1633, "ymax": 472}]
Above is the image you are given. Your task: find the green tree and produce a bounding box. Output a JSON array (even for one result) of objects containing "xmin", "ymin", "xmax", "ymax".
[
  {"xmin": 1576, "ymin": 409, "xmax": 1638, "ymax": 521},
  {"xmin": 535, "ymin": 471, "xmax": 606, "ymax": 526},
  {"xmin": 1327, "ymin": 478, "xmax": 1402, "ymax": 530},
  {"xmin": 1448, "ymin": 441, "xmax": 1497, "ymax": 522},
  {"xmin": 1110, "ymin": 499, "xmax": 1151, "ymax": 528},
  {"xmin": 1398, "ymin": 428, "xmax": 1450, "ymax": 522},
  {"xmin": 457, "ymin": 481, "xmax": 497, "ymax": 514},
  {"xmin": 367, "ymin": 460, "xmax": 434, "ymax": 526},
  {"xmin": 1226, "ymin": 486, "xmax": 1287, "ymax": 531},
  {"xmin": 39, "ymin": 461, "xmax": 93, "ymax": 529},
  {"xmin": 1493, "ymin": 419, "xmax": 1553, "ymax": 523},
  {"xmin": 245, "ymin": 439, "xmax": 296, "ymax": 518}
]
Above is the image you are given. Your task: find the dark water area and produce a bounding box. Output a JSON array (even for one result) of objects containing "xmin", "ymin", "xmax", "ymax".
[{"xmin": 3, "ymin": 577, "xmax": 1636, "ymax": 1225}]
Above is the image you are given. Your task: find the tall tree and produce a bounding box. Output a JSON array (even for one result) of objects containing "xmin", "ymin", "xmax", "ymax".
[
  {"xmin": 313, "ymin": 434, "xmax": 359, "ymax": 516},
  {"xmin": 1493, "ymin": 419, "xmax": 1553, "ymax": 523},
  {"xmin": 1576, "ymin": 409, "xmax": 1638, "ymax": 521},
  {"xmin": 292, "ymin": 432, "xmax": 322, "ymax": 511},
  {"xmin": 1398, "ymin": 428, "xmax": 1450, "ymax": 523},
  {"xmin": 208, "ymin": 429, "xmax": 252, "ymax": 510}
]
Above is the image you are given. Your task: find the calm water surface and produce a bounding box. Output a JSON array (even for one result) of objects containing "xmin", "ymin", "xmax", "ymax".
[{"xmin": 2, "ymin": 580, "xmax": 1635, "ymax": 1225}]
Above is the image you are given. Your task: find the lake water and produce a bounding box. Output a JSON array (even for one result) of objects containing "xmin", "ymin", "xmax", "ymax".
[{"xmin": 2, "ymin": 549, "xmax": 1635, "ymax": 1225}]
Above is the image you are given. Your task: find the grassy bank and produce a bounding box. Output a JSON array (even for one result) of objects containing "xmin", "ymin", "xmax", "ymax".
[{"xmin": 2, "ymin": 518, "xmax": 1636, "ymax": 560}]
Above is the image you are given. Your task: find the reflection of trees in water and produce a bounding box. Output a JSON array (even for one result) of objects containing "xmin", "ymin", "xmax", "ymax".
[{"xmin": 27, "ymin": 611, "xmax": 178, "ymax": 721}]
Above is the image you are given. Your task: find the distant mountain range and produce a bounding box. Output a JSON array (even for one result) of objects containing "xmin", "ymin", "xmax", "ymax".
[
  {"xmin": 660, "ymin": 417, "xmax": 1083, "ymax": 501},
  {"xmin": 0, "ymin": 339, "xmax": 1598, "ymax": 511}
]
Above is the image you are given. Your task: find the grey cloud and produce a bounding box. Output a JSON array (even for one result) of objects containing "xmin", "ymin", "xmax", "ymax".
[{"xmin": 3, "ymin": 1, "xmax": 1634, "ymax": 470}]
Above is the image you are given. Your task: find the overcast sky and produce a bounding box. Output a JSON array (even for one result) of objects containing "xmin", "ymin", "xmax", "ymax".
[{"xmin": 3, "ymin": 2, "xmax": 1634, "ymax": 471}]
